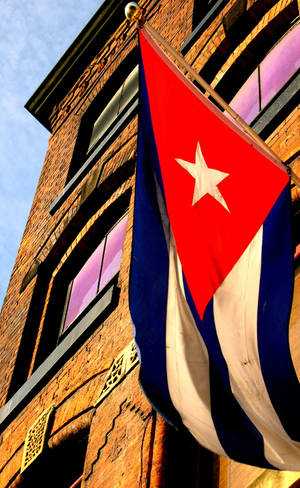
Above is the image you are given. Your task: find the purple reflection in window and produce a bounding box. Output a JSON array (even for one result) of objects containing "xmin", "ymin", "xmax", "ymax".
[
  {"xmin": 64, "ymin": 241, "xmax": 104, "ymax": 331},
  {"xmin": 260, "ymin": 24, "xmax": 300, "ymax": 108},
  {"xmin": 99, "ymin": 215, "xmax": 128, "ymax": 291},
  {"xmin": 228, "ymin": 68, "xmax": 259, "ymax": 124}
]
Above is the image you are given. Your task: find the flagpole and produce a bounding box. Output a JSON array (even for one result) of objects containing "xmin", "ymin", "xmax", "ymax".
[{"xmin": 125, "ymin": 3, "xmax": 300, "ymax": 188}]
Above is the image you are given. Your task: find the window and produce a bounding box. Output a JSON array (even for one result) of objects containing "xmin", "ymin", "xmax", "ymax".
[
  {"xmin": 87, "ymin": 65, "xmax": 138, "ymax": 155},
  {"xmin": 227, "ymin": 23, "xmax": 300, "ymax": 124},
  {"xmin": 50, "ymin": 51, "xmax": 138, "ymax": 215},
  {"xmin": 65, "ymin": 57, "xmax": 138, "ymax": 184},
  {"xmin": 61, "ymin": 214, "xmax": 128, "ymax": 334},
  {"xmin": 34, "ymin": 210, "xmax": 129, "ymax": 363}
]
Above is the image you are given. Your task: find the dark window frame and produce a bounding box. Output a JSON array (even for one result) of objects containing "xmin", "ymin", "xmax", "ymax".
[
  {"xmin": 0, "ymin": 276, "xmax": 118, "ymax": 432},
  {"xmin": 251, "ymin": 70, "xmax": 300, "ymax": 139},
  {"xmin": 58, "ymin": 213, "xmax": 128, "ymax": 340},
  {"xmin": 225, "ymin": 22, "xmax": 300, "ymax": 126},
  {"xmin": 50, "ymin": 50, "xmax": 138, "ymax": 215},
  {"xmin": 33, "ymin": 209, "xmax": 129, "ymax": 371},
  {"xmin": 192, "ymin": 0, "xmax": 219, "ymax": 31},
  {"xmin": 183, "ymin": 3, "xmax": 299, "ymax": 140},
  {"xmin": 182, "ymin": 0, "xmax": 229, "ymax": 55}
]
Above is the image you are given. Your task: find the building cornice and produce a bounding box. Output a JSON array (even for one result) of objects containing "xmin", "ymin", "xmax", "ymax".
[{"xmin": 25, "ymin": 0, "xmax": 124, "ymax": 131}]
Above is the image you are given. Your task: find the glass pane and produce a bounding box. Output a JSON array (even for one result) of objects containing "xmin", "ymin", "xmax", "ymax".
[
  {"xmin": 118, "ymin": 65, "xmax": 139, "ymax": 114},
  {"xmin": 260, "ymin": 23, "xmax": 300, "ymax": 108},
  {"xmin": 87, "ymin": 87, "xmax": 121, "ymax": 152},
  {"xmin": 227, "ymin": 68, "xmax": 259, "ymax": 124},
  {"xmin": 64, "ymin": 241, "xmax": 104, "ymax": 331},
  {"xmin": 99, "ymin": 215, "xmax": 128, "ymax": 291}
]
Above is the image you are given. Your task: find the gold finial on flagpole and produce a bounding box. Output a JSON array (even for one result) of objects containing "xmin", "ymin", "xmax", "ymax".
[{"xmin": 125, "ymin": 2, "xmax": 145, "ymax": 27}]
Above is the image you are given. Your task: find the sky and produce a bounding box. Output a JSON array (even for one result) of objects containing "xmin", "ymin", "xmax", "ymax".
[{"xmin": 0, "ymin": 0, "xmax": 105, "ymax": 309}]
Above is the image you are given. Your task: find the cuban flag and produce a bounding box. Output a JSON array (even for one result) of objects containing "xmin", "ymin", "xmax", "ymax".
[{"xmin": 129, "ymin": 28, "xmax": 300, "ymax": 469}]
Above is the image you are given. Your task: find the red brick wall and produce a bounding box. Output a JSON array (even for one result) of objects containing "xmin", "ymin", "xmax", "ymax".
[{"xmin": 0, "ymin": 0, "xmax": 299, "ymax": 487}]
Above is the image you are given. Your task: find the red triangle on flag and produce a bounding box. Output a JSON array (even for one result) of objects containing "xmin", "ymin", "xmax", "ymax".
[{"xmin": 140, "ymin": 30, "xmax": 289, "ymax": 318}]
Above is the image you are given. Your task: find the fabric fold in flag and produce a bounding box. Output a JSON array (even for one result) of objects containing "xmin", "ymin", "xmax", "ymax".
[{"xmin": 129, "ymin": 27, "xmax": 300, "ymax": 470}]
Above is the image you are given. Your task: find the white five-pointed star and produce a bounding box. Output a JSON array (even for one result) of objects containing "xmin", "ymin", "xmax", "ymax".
[{"xmin": 175, "ymin": 142, "xmax": 230, "ymax": 212}]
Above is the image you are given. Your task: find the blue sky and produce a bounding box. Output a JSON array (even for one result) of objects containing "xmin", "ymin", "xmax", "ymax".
[{"xmin": 0, "ymin": 0, "xmax": 105, "ymax": 308}]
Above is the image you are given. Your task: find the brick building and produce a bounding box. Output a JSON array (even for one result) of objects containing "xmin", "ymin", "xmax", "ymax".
[{"xmin": 0, "ymin": 0, "xmax": 299, "ymax": 486}]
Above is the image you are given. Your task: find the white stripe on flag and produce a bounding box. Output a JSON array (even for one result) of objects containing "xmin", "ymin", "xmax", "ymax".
[
  {"xmin": 213, "ymin": 226, "xmax": 300, "ymax": 469},
  {"xmin": 166, "ymin": 232, "xmax": 227, "ymax": 457}
]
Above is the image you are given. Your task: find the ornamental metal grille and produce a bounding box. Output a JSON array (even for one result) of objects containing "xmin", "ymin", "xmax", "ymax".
[
  {"xmin": 95, "ymin": 340, "xmax": 139, "ymax": 405},
  {"xmin": 21, "ymin": 406, "xmax": 53, "ymax": 473}
]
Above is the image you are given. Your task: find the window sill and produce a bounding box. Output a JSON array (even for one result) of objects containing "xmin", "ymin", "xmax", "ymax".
[
  {"xmin": 0, "ymin": 280, "xmax": 118, "ymax": 431},
  {"xmin": 49, "ymin": 97, "xmax": 138, "ymax": 215}
]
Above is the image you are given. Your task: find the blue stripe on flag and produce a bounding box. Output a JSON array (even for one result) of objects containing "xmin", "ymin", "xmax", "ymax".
[
  {"xmin": 183, "ymin": 277, "xmax": 273, "ymax": 468},
  {"xmin": 258, "ymin": 184, "xmax": 300, "ymax": 439},
  {"xmin": 129, "ymin": 54, "xmax": 181, "ymax": 427}
]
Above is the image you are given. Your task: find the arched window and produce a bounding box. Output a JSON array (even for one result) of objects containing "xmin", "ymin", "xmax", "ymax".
[{"xmin": 19, "ymin": 428, "xmax": 89, "ymax": 488}]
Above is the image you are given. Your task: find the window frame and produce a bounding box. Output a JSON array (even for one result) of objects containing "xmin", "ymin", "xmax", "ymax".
[
  {"xmin": 226, "ymin": 22, "xmax": 300, "ymax": 126},
  {"xmin": 182, "ymin": 5, "xmax": 299, "ymax": 139},
  {"xmin": 86, "ymin": 65, "xmax": 138, "ymax": 156},
  {"xmin": 58, "ymin": 213, "xmax": 128, "ymax": 339},
  {"xmin": 34, "ymin": 209, "xmax": 129, "ymax": 367},
  {"xmin": 49, "ymin": 98, "xmax": 137, "ymax": 216},
  {"xmin": 182, "ymin": 0, "xmax": 229, "ymax": 55},
  {"xmin": 50, "ymin": 51, "xmax": 138, "ymax": 215}
]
